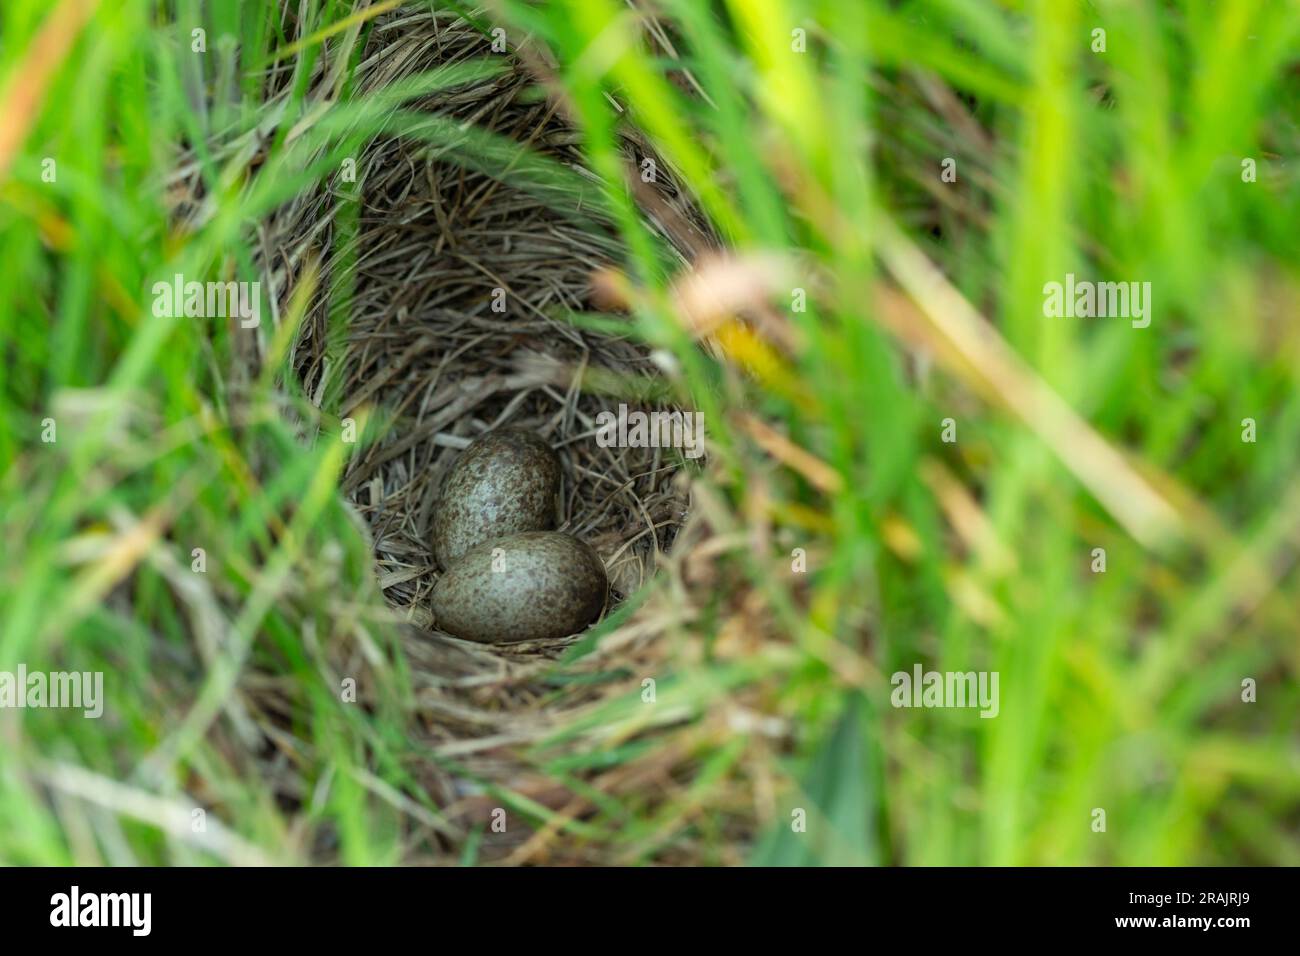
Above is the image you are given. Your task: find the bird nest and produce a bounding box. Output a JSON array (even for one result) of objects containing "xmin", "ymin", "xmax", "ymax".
[{"xmin": 257, "ymin": 6, "xmax": 712, "ymax": 839}]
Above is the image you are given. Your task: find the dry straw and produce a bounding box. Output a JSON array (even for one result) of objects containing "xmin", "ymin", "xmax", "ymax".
[{"xmin": 246, "ymin": 7, "xmax": 722, "ymax": 857}]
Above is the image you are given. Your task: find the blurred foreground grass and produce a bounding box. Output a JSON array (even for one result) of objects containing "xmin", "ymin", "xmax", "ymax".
[{"xmin": 0, "ymin": 0, "xmax": 1298, "ymax": 865}]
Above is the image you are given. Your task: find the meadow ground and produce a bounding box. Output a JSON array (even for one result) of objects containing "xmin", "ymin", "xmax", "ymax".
[{"xmin": 0, "ymin": 0, "xmax": 1297, "ymax": 866}]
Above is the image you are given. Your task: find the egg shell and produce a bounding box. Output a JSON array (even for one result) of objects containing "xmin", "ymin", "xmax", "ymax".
[
  {"xmin": 431, "ymin": 531, "xmax": 608, "ymax": 643},
  {"xmin": 431, "ymin": 428, "xmax": 561, "ymax": 569}
]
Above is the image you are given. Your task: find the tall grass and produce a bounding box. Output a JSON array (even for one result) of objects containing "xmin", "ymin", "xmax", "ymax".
[{"xmin": 1, "ymin": 0, "xmax": 1297, "ymax": 865}]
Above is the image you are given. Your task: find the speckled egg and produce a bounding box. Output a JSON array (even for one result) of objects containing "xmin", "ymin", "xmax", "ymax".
[
  {"xmin": 431, "ymin": 428, "xmax": 561, "ymax": 569},
  {"xmin": 431, "ymin": 531, "xmax": 608, "ymax": 643}
]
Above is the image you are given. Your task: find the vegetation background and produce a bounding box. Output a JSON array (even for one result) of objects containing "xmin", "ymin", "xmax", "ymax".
[{"xmin": 1, "ymin": 0, "xmax": 1297, "ymax": 866}]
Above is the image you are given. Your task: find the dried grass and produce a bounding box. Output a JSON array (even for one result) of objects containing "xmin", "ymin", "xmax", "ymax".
[{"xmin": 252, "ymin": 7, "xmax": 724, "ymax": 859}]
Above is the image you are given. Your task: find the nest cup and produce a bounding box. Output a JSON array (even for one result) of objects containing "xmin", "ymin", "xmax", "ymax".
[{"xmin": 263, "ymin": 10, "xmax": 704, "ymax": 705}]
